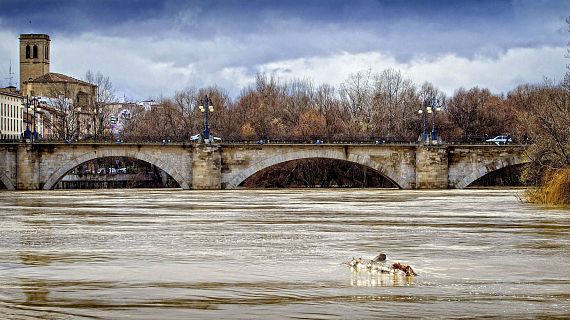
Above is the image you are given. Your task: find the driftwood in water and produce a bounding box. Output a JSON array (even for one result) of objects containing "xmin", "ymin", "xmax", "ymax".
[{"xmin": 392, "ymin": 262, "xmax": 418, "ymax": 276}]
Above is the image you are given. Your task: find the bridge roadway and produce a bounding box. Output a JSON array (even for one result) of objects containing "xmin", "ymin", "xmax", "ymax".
[{"xmin": 0, "ymin": 142, "xmax": 529, "ymax": 190}]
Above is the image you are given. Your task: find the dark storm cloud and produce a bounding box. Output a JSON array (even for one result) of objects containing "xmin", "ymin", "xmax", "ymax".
[
  {"xmin": 0, "ymin": 0, "xmax": 521, "ymax": 35},
  {"xmin": 0, "ymin": 0, "xmax": 165, "ymax": 33},
  {"xmin": 1, "ymin": 0, "xmax": 566, "ymax": 57},
  {"xmin": 0, "ymin": 0, "xmax": 568, "ymax": 98}
]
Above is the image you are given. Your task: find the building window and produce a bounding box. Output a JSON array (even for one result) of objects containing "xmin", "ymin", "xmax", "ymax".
[
  {"xmin": 26, "ymin": 45, "xmax": 31, "ymax": 59},
  {"xmin": 33, "ymin": 45, "xmax": 38, "ymax": 59},
  {"xmin": 45, "ymin": 45, "xmax": 49, "ymax": 60}
]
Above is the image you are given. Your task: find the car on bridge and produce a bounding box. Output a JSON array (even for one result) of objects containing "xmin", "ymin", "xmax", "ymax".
[
  {"xmin": 486, "ymin": 135, "xmax": 512, "ymax": 145},
  {"xmin": 190, "ymin": 134, "xmax": 221, "ymax": 143}
]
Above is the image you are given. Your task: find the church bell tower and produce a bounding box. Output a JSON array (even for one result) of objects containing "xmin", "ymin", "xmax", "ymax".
[{"xmin": 19, "ymin": 34, "xmax": 50, "ymax": 91}]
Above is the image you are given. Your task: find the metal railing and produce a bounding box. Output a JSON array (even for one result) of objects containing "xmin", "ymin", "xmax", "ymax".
[{"xmin": 0, "ymin": 135, "xmax": 527, "ymax": 146}]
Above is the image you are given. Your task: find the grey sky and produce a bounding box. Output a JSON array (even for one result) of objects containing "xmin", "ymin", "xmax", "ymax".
[{"xmin": 0, "ymin": 0, "xmax": 568, "ymax": 99}]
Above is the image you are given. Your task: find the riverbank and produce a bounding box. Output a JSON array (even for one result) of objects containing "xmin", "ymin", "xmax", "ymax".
[{"xmin": 525, "ymin": 168, "xmax": 570, "ymax": 207}]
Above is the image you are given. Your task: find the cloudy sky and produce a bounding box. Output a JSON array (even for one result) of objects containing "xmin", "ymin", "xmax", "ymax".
[{"xmin": 0, "ymin": 0, "xmax": 568, "ymax": 100}]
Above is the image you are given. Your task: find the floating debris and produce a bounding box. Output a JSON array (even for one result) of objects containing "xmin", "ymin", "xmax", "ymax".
[
  {"xmin": 347, "ymin": 257, "xmax": 367, "ymax": 271},
  {"xmin": 345, "ymin": 253, "xmax": 418, "ymax": 276},
  {"xmin": 392, "ymin": 262, "xmax": 418, "ymax": 276}
]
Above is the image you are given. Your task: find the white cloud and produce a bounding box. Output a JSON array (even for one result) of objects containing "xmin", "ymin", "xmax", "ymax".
[
  {"xmin": 256, "ymin": 46, "xmax": 567, "ymax": 95},
  {"xmin": 1, "ymin": 29, "xmax": 566, "ymax": 99}
]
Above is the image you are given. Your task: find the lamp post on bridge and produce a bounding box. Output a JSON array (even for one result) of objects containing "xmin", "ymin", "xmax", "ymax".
[
  {"xmin": 418, "ymin": 100, "xmax": 429, "ymax": 144},
  {"xmin": 24, "ymin": 96, "xmax": 31, "ymax": 142},
  {"xmin": 23, "ymin": 96, "xmax": 38, "ymax": 143},
  {"xmin": 199, "ymin": 95, "xmax": 214, "ymax": 143},
  {"xmin": 429, "ymin": 98, "xmax": 442, "ymax": 143},
  {"xmin": 418, "ymin": 97, "xmax": 442, "ymax": 144},
  {"xmin": 32, "ymin": 97, "xmax": 38, "ymax": 142}
]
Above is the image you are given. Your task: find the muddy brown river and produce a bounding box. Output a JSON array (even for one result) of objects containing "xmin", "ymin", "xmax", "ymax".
[{"xmin": 0, "ymin": 189, "xmax": 569, "ymax": 319}]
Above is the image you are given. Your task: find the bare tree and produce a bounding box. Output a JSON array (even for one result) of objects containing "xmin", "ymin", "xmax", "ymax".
[
  {"xmin": 173, "ymin": 87, "xmax": 200, "ymax": 139},
  {"xmin": 446, "ymin": 87, "xmax": 492, "ymax": 140},
  {"xmin": 85, "ymin": 70, "xmax": 116, "ymax": 139},
  {"xmin": 49, "ymin": 95, "xmax": 79, "ymax": 141},
  {"xmin": 314, "ymin": 84, "xmax": 349, "ymax": 139},
  {"xmin": 340, "ymin": 69, "xmax": 375, "ymax": 137},
  {"xmin": 512, "ymin": 83, "xmax": 570, "ymax": 179},
  {"xmin": 234, "ymin": 73, "xmax": 286, "ymax": 139},
  {"xmin": 372, "ymin": 69, "xmax": 418, "ymax": 139}
]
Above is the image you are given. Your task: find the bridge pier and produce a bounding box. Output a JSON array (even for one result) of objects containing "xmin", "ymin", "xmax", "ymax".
[
  {"xmin": 191, "ymin": 145, "xmax": 222, "ymax": 189},
  {"xmin": 16, "ymin": 144, "xmax": 40, "ymax": 190},
  {"xmin": 415, "ymin": 146, "xmax": 449, "ymax": 189}
]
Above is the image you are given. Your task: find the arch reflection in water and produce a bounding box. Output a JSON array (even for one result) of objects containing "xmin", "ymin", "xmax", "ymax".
[
  {"xmin": 19, "ymin": 209, "xmax": 54, "ymax": 307},
  {"xmin": 240, "ymin": 158, "xmax": 398, "ymax": 188},
  {"xmin": 54, "ymin": 156, "xmax": 179, "ymax": 189}
]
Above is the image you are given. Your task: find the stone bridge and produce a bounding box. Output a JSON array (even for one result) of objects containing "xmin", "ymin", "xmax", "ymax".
[{"xmin": 0, "ymin": 143, "xmax": 529, "ymax": 190}]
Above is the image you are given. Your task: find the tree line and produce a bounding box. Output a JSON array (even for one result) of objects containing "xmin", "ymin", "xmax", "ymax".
[{"xmin": 120, "ymin": 69, "xmax": 548, "ymax": 144}]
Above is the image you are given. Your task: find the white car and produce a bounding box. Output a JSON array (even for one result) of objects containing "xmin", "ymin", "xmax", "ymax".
[
  {"xmin": 486, "ymin": 135, "xmax": 512, "ymax": 145},
  {"xmin": 190, "ymin": 134, "xmax": 201, "ymax": 142}
]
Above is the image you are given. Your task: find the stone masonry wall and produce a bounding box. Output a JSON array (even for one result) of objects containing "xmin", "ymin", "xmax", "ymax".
[
  {"xmin": 415, "ymin": 146, "xmax": 449, "ymax": 189},
  {"xmin": 0, "ymin": 143, "xmax": 528, "ymax": 190},
  {"xmin": 191, "ymin": 145, "xmax": 221, "ymax": 189},
  {"xmin": 7, "ymin": 144, "xmax": 193, "ymax": 190},
  {"xmin": 220, "ymin": 144, "xmax": 418, "ymax": 189},
  {"xmin": 0, "ymin": 144, "xmax": 18, "ymax": 189},
  {"xmin": 447, "ymin": 145, "xmax": 528, "ymax": 188},
  {"xmin": 16, "ymin": 144, "xmax": 40, "ymax": 189}
]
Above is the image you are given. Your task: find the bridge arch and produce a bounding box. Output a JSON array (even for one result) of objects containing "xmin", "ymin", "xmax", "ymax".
[
  {"xmin": 224, "ymin": 150, "xmax": 405, "ymax": 189},
  {"xmin": 455, "ymin": 155, "xmax": 530, "ymax": 189},
  {"xmin": 0, "ymin": 172, "xmax": 14, "ymax": 190},
  {"xmin": 42, "ymin": 149, "xmax": 188, "ymax": 190}
]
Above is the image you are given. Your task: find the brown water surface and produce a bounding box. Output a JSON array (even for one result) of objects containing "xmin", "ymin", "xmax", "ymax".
[{"xmin": 0, "ymin": 189, "xmax": 569, "ymax": 319}]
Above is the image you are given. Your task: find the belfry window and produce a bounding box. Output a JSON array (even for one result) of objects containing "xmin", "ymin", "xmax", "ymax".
[
  {"xmin": 45, "ymin": 45, "xmax": 49, "ymax": 59},
  {"xmin": 33, "ymin": 45, "xmax": 38, "ymax": 59},
  {"xmin": 25, "ymin": 45, "xmax": 31, "ymax": 59}
]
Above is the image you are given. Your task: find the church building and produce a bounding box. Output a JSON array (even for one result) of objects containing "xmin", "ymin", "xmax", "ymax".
[{"xmin": 18, "ymin": 34, "xmax": 97, "ymax": 139}]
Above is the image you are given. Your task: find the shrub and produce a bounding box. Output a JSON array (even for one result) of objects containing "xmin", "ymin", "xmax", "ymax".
[{"xmin": 525, "ymin": 167, "xmax": 570, "ymax": 206}]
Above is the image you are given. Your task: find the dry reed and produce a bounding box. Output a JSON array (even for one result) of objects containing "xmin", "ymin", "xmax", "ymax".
[{"xmin": 525, "ymin": 167, "xmax": 570, "ymax": 206}]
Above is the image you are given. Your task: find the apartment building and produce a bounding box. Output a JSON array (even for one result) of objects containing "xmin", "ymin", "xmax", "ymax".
[{"xmin": 0, "ymin": 87, "xmax": 24, "ymax": 141}]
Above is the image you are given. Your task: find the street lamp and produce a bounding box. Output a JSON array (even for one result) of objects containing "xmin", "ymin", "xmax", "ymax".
[
  {"xmin": 23, "ymin": 96, "xmax": 38, "ymax": 142},
  {"xmin": 417, "ymin": 100, "xmax": 429, "ymax": 144},
  {"xmin": 429, "ymin": 98, "xmax": 442, "ymax": 143},
  {"xmin": 418, "ymin": 98, "xmax": 442, "ymax": 144},
  {"xmin": 31, "ymin": 97, "xmax": 38, "ymax": 143},
  {"xmin": 198, "ymin": 95, "xmax": 214, "ymax": 142},
  {"xmin": 24, "ymin": 96, "xmax": 31, "ymax": 142}
]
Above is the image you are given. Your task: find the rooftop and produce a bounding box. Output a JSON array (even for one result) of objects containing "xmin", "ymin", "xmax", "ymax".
[
  {"xmin": 19, "ymin": 34, "xmax": 50, "ymax": 40},
  {"xmin": 26, "ymin": 73, "xmax": 96, "ymax": 87},
  {"xmin": 0, "ymin": 87, "xmax": 23, "ymax": 99}
]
